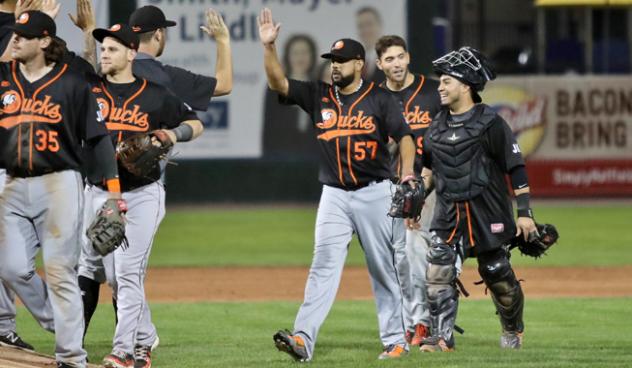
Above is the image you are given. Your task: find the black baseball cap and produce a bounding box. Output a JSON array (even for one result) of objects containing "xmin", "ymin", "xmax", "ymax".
[
  {"xmin": 321, "ymin": 38, "xmax": 365, "ymax": 61},
  {"xmin": 93, "ymin": 24, "xmax": 140, "ymax": 50},
  {"xmin": 129, "ymin": 5, "xmax": 176, "ymax": 33},
  {"xmin": 9, "ymin": 11, "xmax": 56, "ymax": 38}
]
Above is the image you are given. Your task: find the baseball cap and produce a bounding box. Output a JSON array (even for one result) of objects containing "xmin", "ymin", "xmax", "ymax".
[
  {"xmin": 93, "ymin": 24, "xmax": 140, "ymax": 50},
  {"xmin": 321, "ymin": 38, "xmax": 365, "ymax": 61},
  {"xmin": 129, "ymin": 5, "xmax": 176, "ymax": 33},
  {"xmin": 9, "ymin": 11, "xmax": 56, "ymax": 38}
]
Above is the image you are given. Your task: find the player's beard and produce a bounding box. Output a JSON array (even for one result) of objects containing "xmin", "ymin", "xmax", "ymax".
[{"xmin": 332, "ymin": 73, "xmax": 355, "ymax": 89}]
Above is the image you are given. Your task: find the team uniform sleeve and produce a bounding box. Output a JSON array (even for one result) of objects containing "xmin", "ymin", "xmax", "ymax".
[
  {"xmin": 78, "ymin": 82, "xmax": 108, "ymax": 142},
  {"xmin": 381, "ymin": 92, "xmax": 412, "ymax": 142},
  {"xmin": 278, "ymin": 79, "xmax": 319, "ymax": 116},
  {"xmin": 483, "ymin": 116, "xmax": 525, "ymax": 173},
  {"xmin": 159, "ymin": 92, "xmax": 199, "ymax": 129},
  {"xmin": 164, "ymin": 64, "xmax": 217, "ymax": 111}
]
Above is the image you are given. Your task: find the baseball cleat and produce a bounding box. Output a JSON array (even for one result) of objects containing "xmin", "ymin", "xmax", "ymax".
[
  {"xmin": 500, "ymin": 331, "xmax": 523, "ymax": 349},
  {"xmin": 404, "ymin": 330, "xmax": 414, "ymax": 344},
  {"xmin": 411, "ymin": 323, "xmax": 429, "ymax": 346},
  {"xmin": 273, "ymin": 329, "xmax": 309, "ymax": 362},
  {"xmin": 378, "ymin": 344, "xmax": 408, "ymax": 359},
  {"xmin": 419, "ymin": 336, "xmax": 455, "ymax": 352},
  {"xmin": 56, "ymin": 363, "xmax": 76, "ymax": 368},
  {"xmin": 0, "ymin": 331, "xmax": 34, "ymax": 352},
  {"xmin": 103, "ymin": 350, "xmax": 134, "ymax": 368},
  {"xmin": 150, "ymin": 336, "xmax": 160, "ymax": 351},
  {"xmin": 134, "ymin": 344, "xmax": 152, "ymax": 368}
]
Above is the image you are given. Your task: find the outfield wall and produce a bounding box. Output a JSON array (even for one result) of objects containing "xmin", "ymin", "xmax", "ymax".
[{"xmin": 482, "ymin": 75, "xmax": 632, "ymax": 197}]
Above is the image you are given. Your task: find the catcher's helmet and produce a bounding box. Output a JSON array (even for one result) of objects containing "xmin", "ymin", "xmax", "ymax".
[{"xmin": 432, "ymin": 47, "xmax": 496, "ymax": 102}]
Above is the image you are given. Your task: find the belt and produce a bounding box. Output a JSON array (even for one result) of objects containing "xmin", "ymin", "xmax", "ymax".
[
  {"xmin": 328, "ymin": 178, "xmax": 387, "ymax": 191},
  {"xmin": 8, "ymin": 167, "xmax": 57, "ymax": 178}
]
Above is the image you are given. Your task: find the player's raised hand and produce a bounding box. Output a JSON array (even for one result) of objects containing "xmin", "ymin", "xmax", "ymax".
[
  {"xmin": 69, "ymin": 0, "xmax": 96, "ymax": 32},
  {"xmin": 15, "ymin": 0, "xmax": 43, "ymax": 17},
  {"xmin": 257, "ymin": 8, "xmax": 281, "ymax": 46},
  {"xmin": 200, "ymin": 8, "xmax": 229, "ymax": 42},
  {"xmin": 41, "ymin": 0, "xmax": 60, "ymax": 19}
]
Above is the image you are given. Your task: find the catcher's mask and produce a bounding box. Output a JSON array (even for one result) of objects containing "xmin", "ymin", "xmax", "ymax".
[{"xmin": 432, "ymin": 47, "xmax": 496, "ymax": 102}]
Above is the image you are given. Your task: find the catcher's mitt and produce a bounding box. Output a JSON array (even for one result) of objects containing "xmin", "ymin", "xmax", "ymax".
[
  {"xmin": 87, "ymin": 198, "xmax": 128, "ymax": 256},
  {"xmin": 117, "ymin": 130, "xmax": 173, "ymax": 177},
  {"xmin": 388, "ymin": 178, "xmax": 425, "ymax": 219},
  {"xmin": 510, "ymin": 223, "xmax": 559, "ymax": 258}
]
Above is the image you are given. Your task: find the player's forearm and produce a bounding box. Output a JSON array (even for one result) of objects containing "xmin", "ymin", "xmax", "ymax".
[
  {"xmin": 263, "ymin": 43, "xmax": 289, "ymax": 95},
  {"xmin": 213, "ymin": 38, "xmax": 233, "ymax": 96},
  {"xmin": 82, "ymin": 29, "xmax": 97, "ymax": 70},
  {"xmin": 169, "ymin": 120, "xmax": 204, "ymax": 142},
  {"xmin": 398, "ymin": 135, "xmax": 416, "ymax": 178}
]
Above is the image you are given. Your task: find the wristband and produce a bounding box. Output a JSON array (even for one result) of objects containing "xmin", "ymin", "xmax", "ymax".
[
  {"xmin": 106, "ymin": 178, "xmax": 121, "ymax": 193},
  {"xmin": 516, "ymin": 193, "xmax": 533, "ymax": 218}
]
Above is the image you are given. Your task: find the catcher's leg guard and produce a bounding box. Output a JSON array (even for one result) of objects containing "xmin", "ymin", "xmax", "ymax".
[
  {"xmin": 424, "ymin": 237, "xmax": 459, "ymax": 349},
  {"xmin": 477, "ymin": 248, "xmax": 524, "ymax": 333}
]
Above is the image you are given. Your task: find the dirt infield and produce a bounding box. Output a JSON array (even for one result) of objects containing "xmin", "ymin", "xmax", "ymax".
[
  {"xmin": 94, "ymin": 265, "xmax": 632, "ymax": 303},
  {"xmin": 0, "ymin": 347, "xmax": 101, "ymax": 368}
]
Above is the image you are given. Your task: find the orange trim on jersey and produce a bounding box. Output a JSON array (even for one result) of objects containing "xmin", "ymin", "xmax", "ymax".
[
  {"xmin": 346, "ymin": 137, "xmax": 358, "ymax": 185},
  {"xmin": 122, "ymin": 79, "xmax": 147, "ymax": 112},
  {"xmin": 17, "ymin": 123, "xmax": 21, "ymax": 166},
  {"xmin": 329, "ymin": 87, "xmax": 345, "ymax": 186},
  {"xmin": 446, "ymin": 202, "xmax": 461, "ymax": 244},
  {"xmin": 117, "ymin": 131, "xmax": 123, "ymax": 145},
  {"xmin": 106, "ymin": 122, "xmax": 150, "ymax": 132},
  {"xmin": 11, "ymin": 61, "xmax": 25, "ymax": 167},
  {"xmin": 345, "ymin": 82, "xmax": 374, "ymax": 185},
  {"xmin": 28, "ymin": 123, "xmax": 33, "ymax": 170},
  {"xmin": 404, "ymin": 75, "xmax": 424, "ymax": 117},
  {"xmin": 32, "ymin": 64, "xmax": 68, "ymax": 100},
  {"xmin": 106, "ymin": 178, "xmax": 121, "ymax": 193},
  {"xmin": 465, "ymin": 201, "xmax": 475, "ymax": 246},
  {"xmin": 0, "ymin": 114, "xmax": 62, "ymax": 129}
]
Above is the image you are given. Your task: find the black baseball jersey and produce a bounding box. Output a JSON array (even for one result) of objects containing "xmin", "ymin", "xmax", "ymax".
[
  {"xmin": 423, "ymin": 104, "xmax": 526, "ymax": 253},
  {"xmin": 88, "ymin": 76, "xmax": 197, "ymax": 191},
  {"xmin": 382, "ymin": 74, "xmax": 441, "ymax": 176},
  {"xmin": 280, "ymin": 79, "xmax": 412, "ymax": 188},
  {"xmin": 132, "ymin": 52, "xmax": 217, "ymax": 111},
  {"xmin": 0, "ymin": 61, "xmax": 107, "ymax": 177}
]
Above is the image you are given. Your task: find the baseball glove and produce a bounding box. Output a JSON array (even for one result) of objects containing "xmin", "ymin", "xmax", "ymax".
[
  {"xmin": 510, "ymin": 223, "xmax": 559, "ymax": 258},
  {"xmin": 116, "ymin": 130, "xmax": 173, "ymax": 177},
  {"xmin": 388, "ymin": 178, "xmax": 425, "ymax": 219},
  {"xmin": 87, "ymin": 198, "xmax": 128, "ymax": 256}
]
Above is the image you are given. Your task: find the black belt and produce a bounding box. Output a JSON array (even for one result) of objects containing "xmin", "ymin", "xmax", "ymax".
[
  {"xmin": 327, "ymin": 178, "xmax": 387, "ymax": 191},
  {"xmin": 8, "ymin": 167, "xmax": 58, "ymax": 178}
]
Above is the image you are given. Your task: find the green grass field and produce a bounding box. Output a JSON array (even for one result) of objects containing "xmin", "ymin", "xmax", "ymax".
[
  {"xmin": 151, "ymin": 204, "xmax": 632, "ymax": 267},
  {"xmin": 17, "ymin": 298, "xmax": 632, "ymax": 367},
  {"xmin": 15, "ymin": 203, "xmax": 632, "ymax": 367}
]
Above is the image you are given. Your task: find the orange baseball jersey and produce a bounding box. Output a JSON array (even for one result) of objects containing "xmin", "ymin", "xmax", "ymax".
[
  {"xmin": 280, "ymin": 79, "xmax": 412, "ymax": 188},
  {"xmin": 88, "ymin": 76, "xmax": 197, "ymax": 191},
  {"xmin": 0, "ymin": 60, "xmax": 107, "ymax": 177},
  {"xmin": 381, "ymin": 74, "xmax": 442, "ymax": 175}
]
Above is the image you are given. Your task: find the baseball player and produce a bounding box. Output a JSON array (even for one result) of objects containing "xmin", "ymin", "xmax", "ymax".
[
  {"xmin": 0, "ymin": 10, "xmax": 122, "ymax": 368},
  {"xmin": 258, "ymin": 8, "xmax": 417, "ymax": 361},
  {"xmin": 82, "ymin": 23, "xmax": 203, "ymax": 368},
  {"xmin": 375, "ymin": 34, "xmax": 442, "ymax": 347},
  {"xmin": 0, "ymin": 1, "xmax": 99, "ymax": 353},
  {"xmin": 78, "ymin": 4, "xmax": 231, "ymax": 340},
  {"xmin": 419, "ymin": 47, "xmax": 536, "ymax": 352}
]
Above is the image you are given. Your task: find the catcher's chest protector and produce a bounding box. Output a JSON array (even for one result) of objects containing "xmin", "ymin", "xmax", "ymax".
[{"xmin": 428, "ymin": 106, "xmax": 495, "ymax": 201}]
